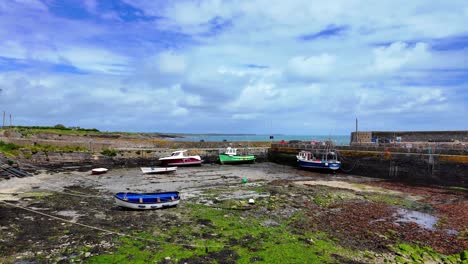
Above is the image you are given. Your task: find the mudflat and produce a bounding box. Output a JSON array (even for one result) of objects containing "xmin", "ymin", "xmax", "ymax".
[{"xmin": 0, "ymin": 163, "xmax": 466, "ymax": 263}]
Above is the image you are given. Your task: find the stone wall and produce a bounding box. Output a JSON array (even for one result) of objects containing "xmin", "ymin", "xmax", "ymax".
[
  {"xmin": 269, "ymin": 146, "xmax": 468, "ymax": 187},
  {"xmin": 15, "ymin": 147, "xmax": 270, "ymax": 172},
  {"xmin": 0, "ymin": 136, "xmax": 270, "ymax": 151},
  {"xmin": 350, "ymin": 131, "xmax": 468, "ymax": 144}
]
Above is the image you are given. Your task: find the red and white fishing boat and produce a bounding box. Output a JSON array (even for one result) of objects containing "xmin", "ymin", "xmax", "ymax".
[{"xmin": 159, "ymin": 150, "xmax": 203, "ymax": 166}]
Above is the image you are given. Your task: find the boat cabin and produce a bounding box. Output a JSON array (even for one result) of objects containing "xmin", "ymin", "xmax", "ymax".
[
  {"xmin": 298, "ymin": 150, "xmax": 338, "ymax": 162},
  {"xmin": 297, "ymin": 151, "xmax": 316, "ymax": 161},
  {"xmin": 170, "ymin": 150, "xmax": 187, "ymax": 157},
  {"xmin": 225, "ymin": 147, "xmax": 237, "ymax": 156}
]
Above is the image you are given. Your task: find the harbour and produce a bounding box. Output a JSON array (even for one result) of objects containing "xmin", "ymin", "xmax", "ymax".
[{"xmin": 0, "ymin": 127, "xmax": 467, "ymax": 263}]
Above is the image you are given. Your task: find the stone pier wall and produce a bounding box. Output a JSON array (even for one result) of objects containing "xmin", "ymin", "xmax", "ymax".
[
  {"xmin": 269, "ymin": 146, "xmax": 468, "ymax": 188},
  {"xmin": 14, "ymin": 147, "xmax": 270, "ymax": 171}
]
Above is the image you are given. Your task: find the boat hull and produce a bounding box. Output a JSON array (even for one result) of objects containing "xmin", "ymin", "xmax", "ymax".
[
  {"xmin": 114, "ymin": 192, "xmax": 180, "ymax": 210},
  {"xmin": 219, "ymin": 154, "xmax": 256, "ymax": 164},
  {"xmin": 160, "ymin": 158, "xmax": 203, "ymax": 166},
  {"xmin": 141, "ymin": 167, "xmax": 177, "ymax": 174},
  {"xmin": 298, "ymin": 160, "xmax": 341, "ymax": 170},
  {"xmin": 91, "ymin": 168, "xmax": 108, "ymax": 175}
]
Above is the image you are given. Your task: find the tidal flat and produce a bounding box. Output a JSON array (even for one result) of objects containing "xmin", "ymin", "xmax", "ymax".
[{"xmin": 0, "ymin": 163, "xmax": 466, "ymax": 263}]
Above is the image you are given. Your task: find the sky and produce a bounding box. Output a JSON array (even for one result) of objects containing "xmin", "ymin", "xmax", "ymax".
[{"xmin": 0, "ymin": 0, "xmax": 467, "ymax": 134}]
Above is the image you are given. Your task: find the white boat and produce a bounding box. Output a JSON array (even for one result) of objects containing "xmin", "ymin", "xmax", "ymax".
[
  {"xmin": 140, "ymin": 167, "xmax": 177, "ymax": 174},
  {"xmin": 159, "ymin": 150, "xmax": 203, "ymax": 166},
  {"xmin": 114, "ymin": 192, "xmax": 180, "ymax": 210},
  {"xmin": 91, "ymin": 168, "xmax": 108, "ymax": 175}
]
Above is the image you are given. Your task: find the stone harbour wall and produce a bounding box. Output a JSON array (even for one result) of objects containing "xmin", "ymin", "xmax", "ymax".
[
  {"xmin": 14, "ymin": 147, "xmax": 270, "ymax": 172},
  {"xmin": 350, "ymin": 130, "xmax": 468, "ymax": 144},
  {"xmin": 269, "ymin": 146, "xmax": 468, "ymax": 188}
]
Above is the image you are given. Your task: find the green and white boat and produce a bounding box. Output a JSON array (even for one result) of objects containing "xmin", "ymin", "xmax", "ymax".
[{"xmin": 219, "ymin": 147, "xmax": 256, "ymax": 164}]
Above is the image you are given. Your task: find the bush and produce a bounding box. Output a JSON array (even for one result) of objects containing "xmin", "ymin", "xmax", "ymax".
[
  {"xmin": 0, "ymin": 141, "xmax": 20, "ymax": 151},
  {"xmin": 101, "ymin": 148, "xmax": 117, "ymax": 157}
]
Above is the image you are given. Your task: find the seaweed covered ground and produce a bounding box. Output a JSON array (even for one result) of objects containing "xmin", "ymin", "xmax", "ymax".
[{"xmin": 0, "ymin": 163, "xmax": 466, "ymax": 263}]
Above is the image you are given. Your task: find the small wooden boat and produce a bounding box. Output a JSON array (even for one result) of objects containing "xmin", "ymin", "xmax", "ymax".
[
  {"xmin": 114, "ymin": 192, "xmax": 180, "ymax": 210},
  {"xmin": 91, "ymin": 168, "xmax": 108, "ymax": 175},
  {"xmin": 219, "ymin": 147, "xmax": 255, "ymax": 164},
  {"xmin": 140, "ymin": 167, "xmax": 177, "ymax": 174}
]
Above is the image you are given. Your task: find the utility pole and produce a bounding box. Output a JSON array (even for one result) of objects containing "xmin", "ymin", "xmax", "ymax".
[
  {"xmin": 9, "ymin": 114, "xmax": 12, "ymax": 127},
  {"xmin": 355, "ymin": 118, "xmax": 358, "ymax": 143},
  {"xmin": 2, "ymin": 111, "xmax": 5, "ymax": 129}
]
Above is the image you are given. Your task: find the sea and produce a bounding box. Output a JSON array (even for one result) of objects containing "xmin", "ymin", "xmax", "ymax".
[{"xmin": 173, "ymin": 134, "xmax": 351, "ymax": 146}]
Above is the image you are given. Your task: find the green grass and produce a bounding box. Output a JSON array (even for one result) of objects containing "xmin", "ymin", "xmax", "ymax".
[
  {"xmin": 3, "ymin": 126, "xmax": 101, "ymax": 137},
  {"xmin": 100, "ymin": 148, "xmax": 117, "ymax": 157},
  {"xmin": 0, "ymin": 140, "xmax": 88, "ymax": 157},
  {"xmin": 28, "ymin": 144, "xmax": 89, "ymax": 153},
  {"xmin": 0, "ymin": 140, "xmax": 20, "ymax": 156}
]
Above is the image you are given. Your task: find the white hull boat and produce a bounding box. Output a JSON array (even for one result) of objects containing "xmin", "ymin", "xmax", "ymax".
[
  {"xmin": 91, "ymin": 168, "xmax": 108, "ymax": 175},
  {"xmin": 140, "ymin": 167, "xmax": 177, "ymax": 174},
  {"xmin": 159, "ymin": 150, "xmax": 203, "ymax": 166}
]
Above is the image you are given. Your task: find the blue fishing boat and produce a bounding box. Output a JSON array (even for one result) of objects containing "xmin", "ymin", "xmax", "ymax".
[
  {"xmin": 114, "ymin": 192, "xmax": 180, "ymax": 210},
  {"xmin": 296, "ymin": 141, "xmax": 341, "ymax": 171}
]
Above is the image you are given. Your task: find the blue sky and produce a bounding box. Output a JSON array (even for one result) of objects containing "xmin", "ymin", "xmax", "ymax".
[{"xmin": 0, "ymin": 0, "xmax": 467, "ymax": 134}]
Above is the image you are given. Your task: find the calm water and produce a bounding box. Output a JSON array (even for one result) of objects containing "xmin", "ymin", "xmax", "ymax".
[{"xmin": 174, "ymin": 134, "xmax": 350, "ymax": 146}]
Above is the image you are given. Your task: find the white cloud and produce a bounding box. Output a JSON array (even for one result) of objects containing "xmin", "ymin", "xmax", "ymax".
[
  {"xmin": 1, "ymin": 0, "xmax": 467, "ymax": 133},
  {"xmin": 156, "ymin": 51, "xmax": 187, "ymax": 74},
  {"xmin": 287, "ymin": 54, "xmax": 336, "ymax": 79},
  {"xmin": 232, "ymin": 113, "xmax": 259, "ymax": 120},
  {"xmin": 370, "ymin": 42, "xmax": 431, "ymax": 73}
]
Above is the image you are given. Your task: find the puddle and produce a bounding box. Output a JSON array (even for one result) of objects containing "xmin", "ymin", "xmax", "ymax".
[{"xmin": 394, "ymin": 209, "xmax": 438, "ymax": 230}]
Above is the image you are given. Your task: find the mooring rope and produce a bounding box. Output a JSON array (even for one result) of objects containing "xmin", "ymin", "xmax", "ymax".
[
  {"xmin": 336, "ymin": 151, "xmax": 359, "ymax": 173},
  {"xmin": 0, "ymin": 200, "xmax": 225, "ymax": 249}
]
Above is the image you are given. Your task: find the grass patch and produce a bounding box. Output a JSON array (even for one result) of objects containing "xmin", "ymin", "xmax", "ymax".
[
  {"xmin": 0, "ymin": 140, "xmax": 88, "ymax": 157},
  {"xmin": 28, "ymin": 144, "xmax": 89, "ymax": 153},
  {"xmin": 0, "ymin": 140, "xmax": 20, "ymax": 156},
  {"xmin": 100, "ymin": 148, "xmax": 117, "ymax": 157}
]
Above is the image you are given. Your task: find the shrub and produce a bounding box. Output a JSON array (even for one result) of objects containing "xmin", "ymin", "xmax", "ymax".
[
  {"xmin": 101, "ymin": 148, "xmax": 117, "ymax": 157},
  {"xmin": 0, "ymin": 141, "xmax": 20, "ymax": 151}
]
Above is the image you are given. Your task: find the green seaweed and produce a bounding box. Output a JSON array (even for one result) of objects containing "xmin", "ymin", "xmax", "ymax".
[
  {"xmin": 389, "ymin": 243, "xmax": 464, "ymax": 264},
  {"xmin": 87, "ymin": 204, "xmax": 359, "ymax": 263}
]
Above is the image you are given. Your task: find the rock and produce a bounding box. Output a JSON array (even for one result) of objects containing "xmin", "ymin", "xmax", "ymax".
[
  {"xmin": 85, "ymin": 252, "xmax": 91, "ymax": 257},
  {"xmin": 165, "ymin": 256, "xmax": 171, "ymax": 260},
  {"xmin": 261, "ymin": 219, "xmax": 280, "ymax": 227}
]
